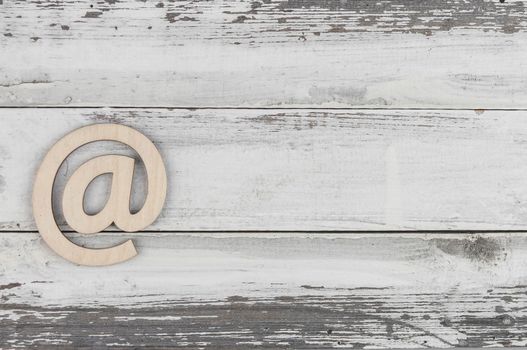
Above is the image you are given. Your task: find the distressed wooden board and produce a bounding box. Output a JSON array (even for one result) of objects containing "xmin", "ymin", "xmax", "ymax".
[
  {"xmin": 2, "ymin": 108, "xmax": 527, "ymax": 231},
  {"xmin": 1, "ymin": 296, "xmax": 524, "ymax": 349},
  {"xmin": 1, "ymin": 231, "xmax": 527, "ymax": 348},
  {"xmin": 1, "ymin": 0, "xmax": 527, "ymax": 107}
]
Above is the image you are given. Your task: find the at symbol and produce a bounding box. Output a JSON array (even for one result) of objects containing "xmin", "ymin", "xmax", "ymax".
[{"xmin": 33, "ymin": 124, "xmax": 167, "ymax": 266}]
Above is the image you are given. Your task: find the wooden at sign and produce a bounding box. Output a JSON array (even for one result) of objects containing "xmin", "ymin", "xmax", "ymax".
[{"xmin": 32, "ymin": 124, "xmax": 167, "ymax": 266}]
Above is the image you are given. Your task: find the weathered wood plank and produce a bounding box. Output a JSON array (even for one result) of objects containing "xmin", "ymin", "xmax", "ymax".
[
  {"xmin": 1, "ymin": 294, "xmax": 524, "ymax": 348},
  {"xmin": 1, "ymin": 232, "xmax": 526, "ymax": 348},
  {"xmin": 1, "ymin": 0, "xmax": 526, "ymax": 107},
  {"xmin": 2, "ymin": 108, "xmax": 527, "ymax": 231}
]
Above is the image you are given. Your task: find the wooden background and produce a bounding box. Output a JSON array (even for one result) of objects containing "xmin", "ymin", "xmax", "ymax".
[{"xmin": 1, "ymin": 0, "xmax": 527, "ymax": 347}]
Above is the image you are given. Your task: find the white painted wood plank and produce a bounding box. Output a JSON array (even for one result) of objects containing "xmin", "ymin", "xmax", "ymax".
[
  {"xmin": 1, "ymin": 232, "xmax": 518, "ymax": 306},
  {"xmin": 1, "ymin": 232, "xmax": 526, "ymax": 348},
  {"xmin": 2, "ymin": 108, "xmax": 527, "ymax": 231},
  {"xmin": 1, "ymin": 0, "xmax": 527, "ymax": 107}
]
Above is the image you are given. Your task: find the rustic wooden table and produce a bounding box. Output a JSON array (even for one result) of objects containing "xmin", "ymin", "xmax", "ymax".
[{"xmin": 1, "ymin": 0, "xmax": 527, "ymax": 347}]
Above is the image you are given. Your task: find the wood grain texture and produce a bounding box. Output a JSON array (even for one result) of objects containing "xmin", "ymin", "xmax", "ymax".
[
  {"xmin": 1, "ymin": 0, "xmax": 527, "ymax": 107},
  {"xmin": 1, "ymin": 231, "xmax": 526, "ymax": 348},
  {"xmin": 3, "ymin": 108, "xmax": 527, "ymax": 231}
]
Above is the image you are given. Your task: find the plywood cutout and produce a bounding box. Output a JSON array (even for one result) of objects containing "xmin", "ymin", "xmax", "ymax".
[{"xmin": 32, "ymin": 124, "xmax": 167, "ymax": 266}]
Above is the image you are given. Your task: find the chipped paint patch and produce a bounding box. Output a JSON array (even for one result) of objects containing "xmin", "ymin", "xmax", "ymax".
[
  {"xmin": 282, "ymin": 0, "xmax": 527, "ymax": 34},
  {"xmin": 83, "ymin": 11, "xmax": 102, "ymax": 18},
  {"xmin": 432, "ymin": 236, "xmax": 503, "ymax": 263},
  {"xmin": 0, "ymin": 282, "xmax": 22, "ymax": 290}
]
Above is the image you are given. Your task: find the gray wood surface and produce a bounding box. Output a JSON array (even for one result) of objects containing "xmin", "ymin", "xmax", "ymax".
[{"xmin": 1, "ymin": 293, "xmax": 523, "ymax": 348}]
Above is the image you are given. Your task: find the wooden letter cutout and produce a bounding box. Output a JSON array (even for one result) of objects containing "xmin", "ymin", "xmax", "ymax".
[{"xmin": 32, "ymin": 124, "xmax": 167, "ymax": 266}]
